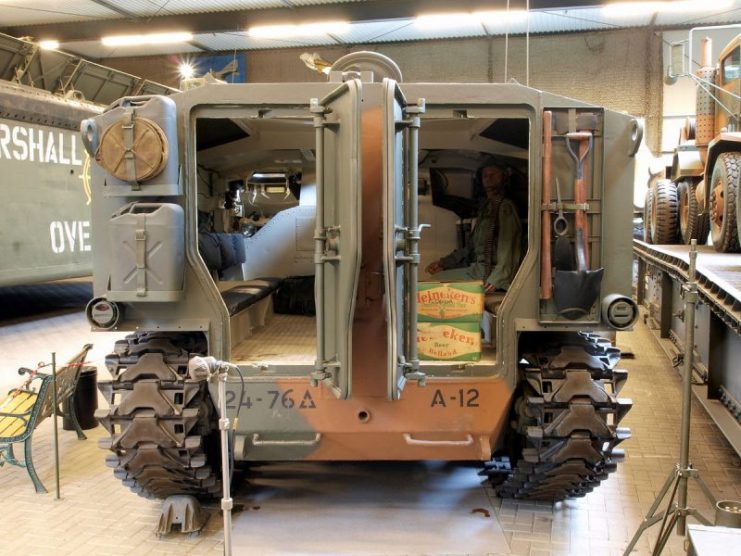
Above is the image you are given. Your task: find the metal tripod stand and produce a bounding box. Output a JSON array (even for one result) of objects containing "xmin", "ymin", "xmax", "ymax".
[{"xmin": 623, "ymin": 241, "xmax": 716, "ymax": 555}]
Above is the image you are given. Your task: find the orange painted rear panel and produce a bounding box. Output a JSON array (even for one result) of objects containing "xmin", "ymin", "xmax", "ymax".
[{"xmin": 244, "ymin": 376, "xmax": 514, "ymax": 461}]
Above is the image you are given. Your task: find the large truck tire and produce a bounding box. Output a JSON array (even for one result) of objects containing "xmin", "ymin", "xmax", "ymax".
[
  {"xmin": 678, "ymin": 180, "xmax": 709, "ymax": 245},
  {"xmin": 484, "ymin": 333, "xmax": 631, "ymax": 501},
  {"xmin": 709, "ymin": 152, "xmax": 740, "ymax": 253},
  {"xmin": 642, "ymin": 187, "xmax": 654, "ymax": 243},
  {"xmin": 650, "ymin": 180, "xmax": 679, "ymax": 244},
  {"xmin": 96, "ymin": 332, "xmax": 222, "ymax": 499}
]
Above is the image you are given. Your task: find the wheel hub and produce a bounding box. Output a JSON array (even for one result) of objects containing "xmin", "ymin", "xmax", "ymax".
[
  {"xmin": 680, "ymin": 190, "xmax": 689, "ymax": 235},
  {"xmin": 711, "ymin": 182, "xmax": 725, "ymax": 226}
]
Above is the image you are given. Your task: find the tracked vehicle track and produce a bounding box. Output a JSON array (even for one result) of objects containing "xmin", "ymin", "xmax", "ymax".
[
  {"xmin": 96, "ymin": 332, "xmax": 221, "ymax": 499},
  {"xmin": 485, "ymin": 333, "xmax": 631, "ymax": 501}
]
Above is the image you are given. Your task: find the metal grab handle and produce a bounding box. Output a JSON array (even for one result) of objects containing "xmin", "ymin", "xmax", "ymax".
[
  {"xmin": 251, "ymin": 433, "xmax": 322, "ymax": 446},
  {"xmin": 402, "ymin": 433, "xmax": 474, "ymax": 447},
  {"xmin": 628, "ymin": 118, "xmax": 643, "ymax": 157},
  {"xmin": 80, "ymin": 119, "xmax": 98, "ymax": 157}
]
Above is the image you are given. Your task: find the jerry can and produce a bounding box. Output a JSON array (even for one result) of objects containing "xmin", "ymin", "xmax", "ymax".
[{"xmin": 81, "ymin": 95, "xmax": 180, "ymax": 196}]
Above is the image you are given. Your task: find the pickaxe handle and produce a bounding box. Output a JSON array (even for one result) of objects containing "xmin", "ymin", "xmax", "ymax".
[{"xmin": 566, "ymin": 131, "xmax": 593, "ymax": 268}]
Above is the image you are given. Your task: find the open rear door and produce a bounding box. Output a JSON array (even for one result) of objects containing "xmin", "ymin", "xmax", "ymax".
[
  {"xmin": 311, "ymin": 79, "xmax": 362, "ymax": 399},
  {"xmin": 383, "ymin": 79, "xmax": 425, "ymax": 400}
]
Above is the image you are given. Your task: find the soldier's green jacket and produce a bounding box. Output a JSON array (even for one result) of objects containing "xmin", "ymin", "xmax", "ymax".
[{"xmin": 435, "ymin": 197, "xmax": 522, "ymax": 291}]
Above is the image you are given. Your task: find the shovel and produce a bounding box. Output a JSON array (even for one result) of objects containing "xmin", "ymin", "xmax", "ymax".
[
  {"xmin": 554, "ymin": 228, "xmax": 603, "ymax": 320},
  {"xmin": 565, "ymin": 130, "xmax": 593, "ymax": 267}
]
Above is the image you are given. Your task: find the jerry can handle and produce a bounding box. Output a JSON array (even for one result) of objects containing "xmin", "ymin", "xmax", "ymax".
[
  {"xmin": 111, "ymin": 202, "xmax": 169, "ymax": 218},
  {"xmin": 107, "ymin": 95, "xmax": 161, "ymax": 110}
]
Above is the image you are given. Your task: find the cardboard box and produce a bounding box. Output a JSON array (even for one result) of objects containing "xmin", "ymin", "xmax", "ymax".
[
  {"xmin": 417, "ymin": 321, "xmax": 481, "ymax": 361},
  {"xmin": 417, "ymin": 281, "xmax": 484, "ymax": 322}
]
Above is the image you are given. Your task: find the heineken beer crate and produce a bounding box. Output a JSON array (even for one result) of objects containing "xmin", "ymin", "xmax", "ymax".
[
  {"xmin": 416, "ymin": 281, "xmax": 484, "ymax": 322},
  {"xmin": 417, "ymin": 321, "xmax": 481, "ymax": 361}
]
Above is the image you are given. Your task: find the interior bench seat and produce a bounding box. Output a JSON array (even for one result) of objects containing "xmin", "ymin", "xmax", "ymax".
[
  {"xmin": 221, "ymin": 277, "xmax": 282, "ymax": 317},
  {"xmin": 221, "ymin": 277, "xmax": 283, "ymax": 347}
]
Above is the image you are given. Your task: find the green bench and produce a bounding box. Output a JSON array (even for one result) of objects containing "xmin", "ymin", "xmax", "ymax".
[{"xmin": 0, "ymin": 344, "xmax": 93, "ymax": 493}]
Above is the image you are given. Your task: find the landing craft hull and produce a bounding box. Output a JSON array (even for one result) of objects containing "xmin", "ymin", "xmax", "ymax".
[{"xmin": 0, "ymin": 90, "xmax": 98, "ymax": 286}]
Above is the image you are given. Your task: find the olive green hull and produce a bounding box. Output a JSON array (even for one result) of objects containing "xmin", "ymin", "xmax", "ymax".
[{"xmin": 0, "ymin": 87, "xmax": 99, "ymax": 286}]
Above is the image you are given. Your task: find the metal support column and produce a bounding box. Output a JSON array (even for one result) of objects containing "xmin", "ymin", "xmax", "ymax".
[
  {"xmin": 623, "ymin": 241, "xmax": 717, "ymax": 556},
  {"xmin": 217, "ymin": 366, "xmax": 233, "ymax": 556}
]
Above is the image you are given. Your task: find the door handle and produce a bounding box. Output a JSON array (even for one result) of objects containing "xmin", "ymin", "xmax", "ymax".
[
  {"xmin": 251, "ymin": 433, "xmax": 322, "ymax": 446},
  {"xmin": 402, "ymin": 433, "xmax": 474, "ymax": 446}
]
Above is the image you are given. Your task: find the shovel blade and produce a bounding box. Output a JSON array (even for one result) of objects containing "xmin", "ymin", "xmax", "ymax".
[
  {"xmin": 553, "ymin": 268, "xmax": 604, "ymax": 320},
  {"xmin": 553, "ymin": 235, "xmax": 575, "ymax": 271}
]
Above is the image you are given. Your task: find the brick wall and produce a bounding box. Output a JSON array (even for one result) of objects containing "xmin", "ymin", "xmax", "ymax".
[{"xmin": 105, "ymin": 27, "xmax": 664, "ymax": 151}]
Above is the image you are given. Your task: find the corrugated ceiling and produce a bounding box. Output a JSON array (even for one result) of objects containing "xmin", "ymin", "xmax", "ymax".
[
  {"xmin": 1, "ymin": 1, "xmax": 119, "ymax": 26},
  {"xmin": 195, "ymin": 31, "xmax": 337, "ymax": 51},
  {"xmin": 67, "ymin": 39, "xmax": 204, "ymax": 59},
  {"xmin": 148, "ymin": 0, "xmax": 296, "ymax": 14},
  {"xmin": 0, "ymin": 1, "xmax": 738, "ymax": 58}
]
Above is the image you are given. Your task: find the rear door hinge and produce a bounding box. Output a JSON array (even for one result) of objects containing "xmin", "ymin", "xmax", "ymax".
[{"xmin": 315, "ymin": 225, "xmax": 341, "ymax": 263}]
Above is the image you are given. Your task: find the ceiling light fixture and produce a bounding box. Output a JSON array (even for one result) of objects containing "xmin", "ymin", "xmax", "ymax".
[
  {"xmin": 39, "ymin": 40, "xmax": 60, "ymax": 50},
  {"xmin": 247, "ymin": 21, "xmax": 350, "ymax": 39},
  {"xmin": 603, "ymin": 0, "xmax": 732, "ymax": 16},
  {"xmin": 101, "ymin": 32, "xmax": 193, "ymax": 47},
  {"xmin": 178, "ymin": 62, "xmax": 196, "ymax": 80}
]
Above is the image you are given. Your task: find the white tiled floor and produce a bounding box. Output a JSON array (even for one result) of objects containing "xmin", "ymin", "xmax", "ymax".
[{"xmin": 0, "ymin": 283, "xmax": 739, "ymax": 555}]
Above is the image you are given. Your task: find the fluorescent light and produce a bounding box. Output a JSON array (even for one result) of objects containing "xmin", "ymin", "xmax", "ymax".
[
  {"xmin": 101, "ymin": 32, "xmax": 193, "ymax": 47},
  {"xmin": 603, "ymin": 0, "xmax": 732, "ymax": 16},
  {"xmin": 39, "ymin": 40, "xmax": 59, "ymax": 50},
  {"xmin": 416, "ymin": 10, "xmax": 529, "ymax": 29},
  {"xmin": 247, "ymin": 21, "xmax": 350, "ymax": 39},
  {"xmin": 251, "ymin": 173, "xmax": 286, "ymax": 179}
]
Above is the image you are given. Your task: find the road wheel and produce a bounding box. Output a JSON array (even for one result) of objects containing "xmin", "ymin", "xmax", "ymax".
[
  {"xmin": 649, "ymin": 179, "xmax": 678, "ymax": 244},
  {"xmin": 642, "ymin": 187, "xmax": 653, "ymax": 243},
  {"xmin": 709, "ymin": 152, "xmax": 740, "ymax": 253},
  {"xmin": 678, "ymin": 180, "xmax": 709, "ymax": 245}
]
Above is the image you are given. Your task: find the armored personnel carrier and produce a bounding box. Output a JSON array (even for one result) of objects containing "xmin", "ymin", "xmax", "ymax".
[{"xmin": 83, "ymin": 53, "xmax": 640, "ymax": 503}]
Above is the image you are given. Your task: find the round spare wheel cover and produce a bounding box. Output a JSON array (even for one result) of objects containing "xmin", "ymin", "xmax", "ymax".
[{"xmin": 96, "ymin": 116, "xmax": 168, "ymax": 183}]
